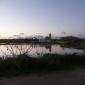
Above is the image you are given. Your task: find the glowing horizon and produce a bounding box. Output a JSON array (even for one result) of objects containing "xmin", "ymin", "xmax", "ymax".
[{"xmin": 0, "ymin": 0, "xmax": 85, "ymax": 38}]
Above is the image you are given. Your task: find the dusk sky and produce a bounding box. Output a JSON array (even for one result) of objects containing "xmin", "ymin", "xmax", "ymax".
[{"xmin": 0, "ymin": 0, "xmax": 85, "ymax": 37}]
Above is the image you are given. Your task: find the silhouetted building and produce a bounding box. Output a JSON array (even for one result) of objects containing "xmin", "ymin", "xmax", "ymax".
[
  {"xmin": 39, "ymin": 33, "xmax": 52, "ymax": 43},
  {"xmin": 45, "ymin": 33, "xmax": 52, "ymax": 40},
  {"xmin": 49, "ymin": 33, "xmax": 51, "ymax": 39}
]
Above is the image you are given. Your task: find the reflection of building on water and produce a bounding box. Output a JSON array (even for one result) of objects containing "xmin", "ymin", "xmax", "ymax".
[
  {"xmin": 44, "ymin": 44, "xmax": 52, "ymax": 52},
  {"xmin": 38, "ymin": 33, "xmax": 52, "ymax": 52}
]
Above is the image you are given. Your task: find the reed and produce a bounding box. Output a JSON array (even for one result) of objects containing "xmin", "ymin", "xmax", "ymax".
[{"xmin": 0, "ymin": 53, "xmax": 85, "ymax": 77}]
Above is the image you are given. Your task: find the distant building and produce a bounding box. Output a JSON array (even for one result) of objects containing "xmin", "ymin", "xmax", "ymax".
[
  {"xmin": 39, "ymin": 39, "xmax": 51, "ymax": 43},
  {"xmin": 45, "ymin": 33, "xmax": 52, "ymax": 39},
  {"xmin": 39, "ymin": 33, "xmax": 52, "ymax": 43},
  {"xmin": 49, "ymin": 33, "xmax": 52, "ymax": 39}
]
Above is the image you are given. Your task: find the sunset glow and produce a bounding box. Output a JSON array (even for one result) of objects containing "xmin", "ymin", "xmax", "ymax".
[{"xmin": 0, "ymin": 0, "xmax": 85, "ymax": 38}]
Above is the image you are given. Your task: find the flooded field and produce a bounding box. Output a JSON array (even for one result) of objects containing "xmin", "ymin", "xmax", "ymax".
[{"xmin": 0, "ymin": 44, "xmax": 84, "ymax": 57}]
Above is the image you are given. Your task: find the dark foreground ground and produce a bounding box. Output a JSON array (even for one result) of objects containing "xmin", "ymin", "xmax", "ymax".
[
  {"xmin": 0, "ymin": 68, "xmax": 85, "ymax": 85},
  {"xmin": 0, "ymin": 54, "xmax": 85, "ymax": 85}
]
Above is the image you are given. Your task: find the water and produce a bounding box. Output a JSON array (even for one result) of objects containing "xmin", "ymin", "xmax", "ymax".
[{"xmin": 0, "ymin": 44, "xmax": 84, "ymax": 57}]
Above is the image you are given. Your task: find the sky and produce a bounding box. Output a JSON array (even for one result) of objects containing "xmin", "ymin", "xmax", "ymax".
[{"xmin": 0, "ymin": 0, "xmax": 85, "ymax": 37}]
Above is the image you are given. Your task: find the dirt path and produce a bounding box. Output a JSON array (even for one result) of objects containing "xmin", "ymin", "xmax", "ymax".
[{"xmin": 0, "ymin": 69, "xmax": 85, "ymax": 85}]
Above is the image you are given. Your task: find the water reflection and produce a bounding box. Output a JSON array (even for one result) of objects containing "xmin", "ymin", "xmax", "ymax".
[{"xmin": 0, "ymin": 44, "xmax": 84, "ymax": 57}]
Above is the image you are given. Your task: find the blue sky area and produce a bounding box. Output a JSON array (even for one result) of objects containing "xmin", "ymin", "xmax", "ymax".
[{"xmin": 0, "ymin": 0, "xmax": 85, "ymax": 37}]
